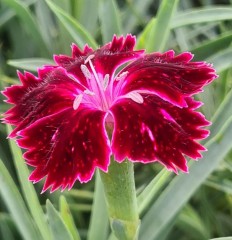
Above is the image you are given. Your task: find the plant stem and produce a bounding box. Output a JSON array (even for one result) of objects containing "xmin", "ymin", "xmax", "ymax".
[{"xmin": 100, "ymin": 158, "xmax": 140, "ymax": 240}]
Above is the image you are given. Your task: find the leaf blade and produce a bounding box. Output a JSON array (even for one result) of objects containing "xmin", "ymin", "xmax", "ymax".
[
  {"xmin": 146, "ymin": 0, "xmax": 179, "ymax": 52},
  {"xmin": 46, "ymin": 200, "xmax": 73, "ymax": 240},
  {"xmin": 139, "ymin": 117, "xmax": 232, "ymax": 240},
  {"xmin": 45, "ymin": 0, "xmax": 98, "ymax": 49},
  {"xmin": 87, "ymin": 172, "xmax": 109, "ymax": 240},
  {"xmin": 8, "ymin": 58, "xmax": 54, "ymax": 71},
  {"xmin": 7, "ymin": 125, "xmax": 52, "ymax": 240},
  {"xmin": 0, "ymin": 159, "xmax": 41, "ymax": 240},
  {"xmin": 98, "ymin": 0, "xmax": 122, "ymax": 43}
]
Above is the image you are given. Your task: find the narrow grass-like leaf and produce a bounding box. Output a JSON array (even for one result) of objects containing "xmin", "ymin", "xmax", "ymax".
[
  {"xmin": 171, "ymin": 7, "xmax": 232, "ymax": 28},
  {"xmin": 46, "ymin": 200, "xmax": 73, "ymax": 240},
  {"xmin": 208, "ymin": 89, "xmax": 232, "ymax": 140},
  {"xmin": 0, "ymin": 214, "xmax": 16, "ymax": 240},
  {"xmin": 136, "ymin": 18, "xmax": 156, "ymax": 50},
  {"xmin": 0, "ymin": 0, "xmax": 36, "ymax": 27},
  {"xmin": 0, "ymin": 9, "xmax": 15, "ymax": 27},
  {"xmin": 206, "ymin": 48, "xmax": 232, "ymax": 73},
  {"xmin": 139, "ymin": 117, "xmax": 232, "ymax": 240},
  {"xmin": 146, "ymin": 0, "xmax": 179, "ymax": 52},
  {"xmin": 66, "ymin": 189, "xmax": 94, "ymax": 200},
  {"xmin": 8, "ymin": 58, "xmax": 54, "ymax": 71},
  {"xmin": 210, "ymin": 238, "xmax": 232, "ymax": 240},
  {"xmin": 205, "ymin": 178, "xmax": 232, "ymax": 195},
  {"xmin": 137, "ymin": 169, "xmax": 171, "ymax": 215},
  {"xmin": 45, "ymin": 0, "xmax": 97, "ymax": 49},
  {"xmin": 191, "ymin": 32, "xmax": 232, "ymax": 61},
  {"xmin": 123, "ymin": 0, "xmax": 154, "ymax": 34},
  {"xmin": 0, "ymin": 159, "xmax": 41, "ymax": 240},
  {"xmin": 35, "ymin": 0, "xmax": 57, "ymax": 52},
  {"xmin": 87, "ymin": 172, "xmax": 109, "ymax": 240},
  {"xmin": 7, "ymin": 125, "xmax": 51, "ymax": 240},
  {"xmin": 2, "ymin": 0, "xmax": 48, "ymax": 55},
  {"xmin": 69, "ymin": 204, "xmax": 92, "ymax": 212},
  {"xmin": 59, "ymin": 196, "xmax": 81, "ymax": 240},
  {"xmin": 176, "ymin": 205, "xmax": 209, "ymax": 239},
  {"xmin": 98, "ymin": 0, "xmax": 122, "ymax": 43},
  {"xmin": 78, "ymin": 0, "xmax": 99, "ymax": 35}
]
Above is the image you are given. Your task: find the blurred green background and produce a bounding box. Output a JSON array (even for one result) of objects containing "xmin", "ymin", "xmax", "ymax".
[{"xmin": 1, "ymin": 0, "xmax": 232, "ymax": 239}]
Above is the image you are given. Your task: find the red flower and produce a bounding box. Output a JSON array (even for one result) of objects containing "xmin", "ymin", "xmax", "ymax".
[{"xmin": 2, "ymin": 35, "xmax": 217, "ymax": 192}]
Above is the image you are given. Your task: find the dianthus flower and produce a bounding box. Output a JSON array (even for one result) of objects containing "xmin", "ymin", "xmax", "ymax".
[{"xmin": 2, "ymin": 35, "xmax": 217, "ymax": 192}]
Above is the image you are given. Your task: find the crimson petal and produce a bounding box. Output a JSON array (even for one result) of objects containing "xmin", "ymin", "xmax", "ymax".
[
  {"xmin": 3, "ymin": 68, "xmax": 84, "ymax": 137},
  {"xmin": 93, "ymin": 34, "xmax": 144, "ymax": 77},
  {"xmin": 117, "ymin": 51, "xmax": 217, "ymax": 107},
  {"xmin": 17, "ymin": 107, "xmax": 110, "ymax": 192},
  {"xmin": 54, "ymin": 35, "xmax": 144, "ymax": 88},
  {"xmin": 110, "ymin": 95, "xmax": 209, "ymax": 173}
]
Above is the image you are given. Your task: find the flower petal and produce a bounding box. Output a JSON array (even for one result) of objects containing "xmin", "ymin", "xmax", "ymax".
[
  {"xmin": 54, "ymin": 35, "xmax": 144, "ymax": 88},
  {"xmin": 3, "ymin": 67, "xmax": 84, "ymax": 137},
  {"xmin": 110, "ymin": 95, "xmax": 209, "ymax": 173},
  {"xmin": 17, "ymin": 107, "xmax": 110, "ymax": 192},
  {"xmin": 116, "ymin": 51, "xmax": 217, "ymax": 107},
  {"xmin": 54, "ymin": 45, "xmax": 94, "ymax": 87},
  {"xmin": 93, "ymin": 34, "xmax": 144, "ymax": 77}
]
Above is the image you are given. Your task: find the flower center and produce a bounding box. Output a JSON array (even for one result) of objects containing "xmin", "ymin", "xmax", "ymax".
[
  {"xmin": 79, "ymin": 54, "xmax": 111, "ymax": 112},
  {"xmin": 73, "ymin": 55, "xmax": 144, "ymax": 112}
]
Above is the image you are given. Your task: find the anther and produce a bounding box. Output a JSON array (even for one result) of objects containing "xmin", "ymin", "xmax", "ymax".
[
  {"xmin": 73, "ymin": 94, "xmax": 83, "ymax": 110},
  {"xmin": 84, "ymin": 54, "xmax": 95, "ymax": 64},
  {"xmin": 103, "ymin": 74, "xmax": 110, "ymax": 90},
  {"xmin": 115, "ymin": 71, "xmax": 129, "ymax": 81},
  {"xmin": 80, "ymin": 64, "xmax": 91, "ymax": 79},
  {"xmin": 125, "ymin": 92, "xmax": 144, "ymax": 104}
]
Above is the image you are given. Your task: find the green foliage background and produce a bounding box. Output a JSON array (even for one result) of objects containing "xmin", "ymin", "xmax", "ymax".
[{"xmin": 0, "ymin": 0, "xmax": 232, "ymax": 239}]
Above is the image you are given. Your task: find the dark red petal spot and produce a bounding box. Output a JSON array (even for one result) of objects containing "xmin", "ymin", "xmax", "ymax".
[{"xmin": 17, "ymin": 107, "xmax": 110, "ymax": 192}]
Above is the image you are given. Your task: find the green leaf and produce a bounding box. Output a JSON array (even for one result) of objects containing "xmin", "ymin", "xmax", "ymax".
[
  {"xmin": 78, "ymin": 0, "xmax": 99, "ymax": 35},
  {"xmin": 66, "ymin": 189, "xmax": 94, "ymax": 200},
  {"xmin": 46, "ymin": 200, "xmax": 73, "ymax": 240},
  {"xmin": 0, "ymin": 8, "xmax": 14, "ymax": 28},
  {"xmin": 146, "ymin": 0, "xmax": 179, "ymax": 52},
  {"xmin": 59, "ymin": 196, "xmax": 81, "ymax": 240},
  {"xmin": 208, "ymin": 89, "xmax": 232, "ymax": 141},
  {"xmin": 7, "ymin": 125, "xmax": 51, "ymax": 240},
  {"xmin": 0, "ymin": 159, "xmax": 41, "ymax": 240},
  {"xmin": 171, "ymin": 7, "xmax": 232, "ymax": 29},
  {"xmin": 0, "ymin": 0, "xmax": 36, "ymax": 28},
  {"xmin": 206, "ymin": 48, "xmax": 232, "ymax": 73},
  {"xmin": 205, "ymin": 178, "xmax": 232, "ymax": 195},
  {"xmin": 87, "ymin": 172, "xmax": 109, "ymax": 240},
  {"xmin": 98, "ymin": 0, "xmax": 122, "ymax": 43},
  {"xmin": 139, "ymin": 116, "xmax": 232, "ymax": 240},
  {"xmin": 176, "ymin": 204, "xmax": 209, "ymax": 239},
  {"xmin": 136, "ymin": 18, "xmax": 156, "ymax": 50},
  {"xmin": 0, "ymin": 214, "xmax": 17, "ymax": 240},
  {"xmin": 1, "ymin": 0, "xmax": 49, "ymax": 55},
  {"xmin": 190, "ymin": 32, "xmax": 232, "ymax": 61},
  {"xmin": 35, "ymin": 0, "xmax": 58, "ymax": 51},
  {"xmin": 210, "ymin": 238, "xmax": 232, "ymax": 240},
  {"xmin": 45, "ymin": 0, "xmax": 97, "ymax": 49},
  {"xmin": 122, "ymin": 0, "xmax": 155, "ymax": 34},
  {"xmin": 8, "ymin": 58, "xmax": 54, "ymax": 71},
  {"xmin": 137, "ymin": 169, "xmax": 171, "ymax": 215}
]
